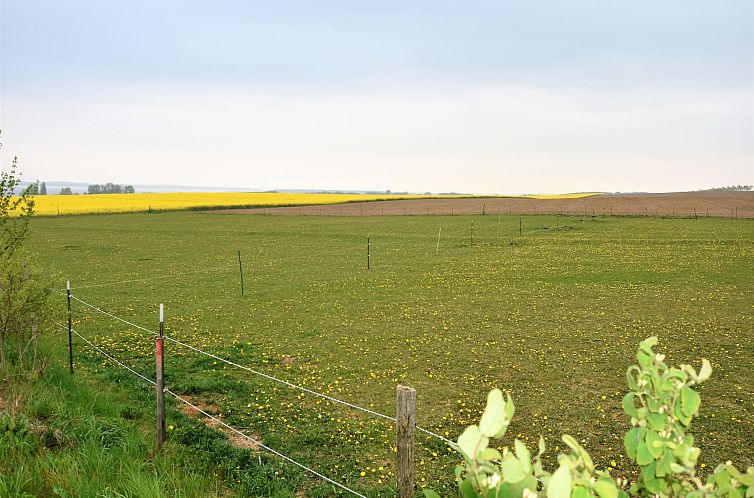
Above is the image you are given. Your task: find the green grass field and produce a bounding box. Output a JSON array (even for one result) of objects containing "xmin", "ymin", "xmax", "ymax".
[{"xmin": 29, "ymin": 212, "xmax": 754, "ymax": 497}]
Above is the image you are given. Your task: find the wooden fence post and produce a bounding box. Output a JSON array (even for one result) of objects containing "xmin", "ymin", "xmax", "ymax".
[
  {"xmin": 67, "ymin": 280, "xmax": 73, "ymax": 374},
  {"xmin": 367, "ymin": 237, "xmax": 371, "ymax": 270},
  {"xmin": 397, "ymin": 385, "xmax": 416, "ymax": 498},
  {"xmin": 156, "ymin": 304, "xmax": 166, "ymax": 450},
  {"xmin": 237, "ymin": 250, "xmax": 244, "ymax": 296}
]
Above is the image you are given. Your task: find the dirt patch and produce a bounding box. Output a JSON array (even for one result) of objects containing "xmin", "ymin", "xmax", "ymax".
[
  {"xmin": 212, "ymin": 191, "xmax": 754, "ymax": 218},
  {"xmin": 282, "ymin": 355, "xmax": 296, "ymax": 366},
  {"xmin": 178, "ymin": 395, "xmax": 261, "ymax": 450}
]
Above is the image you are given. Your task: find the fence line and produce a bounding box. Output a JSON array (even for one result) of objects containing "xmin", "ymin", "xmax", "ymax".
[
  {"xmin": 163, "ymin": 388, "xmax": 366, "ymax": 497},
  {"xmin": 67, "ymin": 245, "xmax": 360, "ymax": 292},
  {"xmin": 51, "ymin": 218, "xmax": 570, "ymax": 296},
  {"xmin": 66, "ymin": 325, "xmax": 156, "ymax": 386},
  {"xmin": 66, "ymin": 323, "xmax": 366, "ymax": 498},
  {"xmin": 67, "ymin": 293, "xmax": 457, "ymax": 449},
  {"xmin": 72, "ymin": 263, "xmax": 234, "ymax": 290},
  {"xmin": 162, "ymin": 332, "xmax": 398, "ymax": 424},
  {"xmin": 70, "ymin": 295, "xmax": 158, "ymax": 336}
]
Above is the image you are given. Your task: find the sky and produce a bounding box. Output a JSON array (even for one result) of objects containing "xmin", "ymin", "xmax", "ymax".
[{"xmin": 1, "ymin": 0, "xmax": 752, "ymax": 194}]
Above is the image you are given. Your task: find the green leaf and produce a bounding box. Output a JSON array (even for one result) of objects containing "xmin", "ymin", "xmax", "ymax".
[
  {"xmin": 637, "ymin": 350, "xmax": 652, "ymax": 368},
  {"xmin": 479, "ymin": 389, "xmax": 507, "ymax": 438},
  {"xmin": 626, "ymin": 366, "xmax": 641, "ymax": 391},
  {"xmin": 636, "ymin": 441, "xmax": 653, "ymax": 466},
  {"xmin": 423, "ymin": 490, "xmax": 442, "ymax": 498},
  {"xmin": 458, "ymin": 425, "xmax": 487, "ymax": 460},
  {"xmin": 484, "ymin": 489, "xmax": 498, "ymax": 498},
  {"xmin": 639, "ymin": 336, "xmax": 658, "ymax": 353},
  {"xmin": 505, "ymin": 393, "xmax": 515, "ymax": 425},
  {"xmin": 572, "ymin": 487, "xmax": 592, "ymax": 498},
  {"xmin": 645, "ymin": 430, "xmax": 664, "ymax": 459},
  {"xmin": 697, "ymin": 359, "xmax": 712, "ymax": 383},
  {"xmin": 641, "ymin": 462, "xmax": 661, "ymax": 493},
  {"xmin": 538, "ymin": 436, "xmax": 546, "ymax": 457},
  {"xmin": 548, "ymin": 465, "xmax": 573, "ymax": 498},
  {"xmin": 459, "ymin": 479, "xmax": 480, "ymax": 498},
  {"xmin": 502, "ymin": 451, "xmax": 527, "ymax": 483},
  {"xmin": 562, "ymin": 435, "xmax": 581, "ymax": 452},
  {"xmin": 656, "ymin": 450, "xmax": 673, "ymax": 477},
  {"xmin": 674, "ymin": 399, "xmax": 693, "ymax": 426},
  {"xmin": 622, "ymin": 393, "xmax": 638, "ymax": 418},
  {"xmin": 515, "ymin": 439, "xmax": 532, "ymax": 473},
  {"xmin": 624, "ymin": 428, "xmax": 640, "ymax": 460},
  {"xmin": 500, "ymin": 476, "xmax": 538, "ymax": 498},
  {"xmin": 647, "ymin": 412, "xmax": 667, "ymax": 431},
  {"xmin": 593, "ymin": 479, "xmax": 619, "ymax": 498},
  {"xmin": 478, "ymin": 448, "xmax": 502, "ymax": 462},
  {"xmin": 681, "ymin": 387, "xmax": 701, "ymax": 417}
]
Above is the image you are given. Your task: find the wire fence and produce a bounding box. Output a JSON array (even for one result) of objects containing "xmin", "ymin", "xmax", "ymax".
[
  {"xmin": 55, "ymin": 218, "xmax": 572, "ymax": 294},
  {"xmin": 65, "ymin": 323, "xmax": 367, "ymax": 497},
  {"xmin": 68, "ymin": 293, "xmax": 457, "ymax": 448},
  {"xmin": 47, "ymin": 218, "xmax": 607, "ymax": 493}
]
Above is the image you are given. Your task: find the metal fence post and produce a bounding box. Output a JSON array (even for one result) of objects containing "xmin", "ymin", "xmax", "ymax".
[
  {"xmin": 67, "ymin": 280, "xmax": 73, "ymax": 374},
  {"xmin": 156, "ymin": 303, "xmax": 166, "ymax": 450}
]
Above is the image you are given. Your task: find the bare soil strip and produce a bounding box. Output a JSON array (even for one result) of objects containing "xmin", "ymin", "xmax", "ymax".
[
  {"xmin": 178, "ymin": 395, "xmax": 261, "ymax": 450},
  {"xmin": 214, "ymin": 191, "xmax": 754, "ymax": 218}
]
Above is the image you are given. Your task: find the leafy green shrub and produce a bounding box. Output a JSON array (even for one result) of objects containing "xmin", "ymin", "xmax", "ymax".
[{"xmin": 426, "ymin": 337, "xmax": 753, "ymax": 498}]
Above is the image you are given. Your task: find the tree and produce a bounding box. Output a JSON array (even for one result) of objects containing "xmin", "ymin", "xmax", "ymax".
[
  {"xmin": 88, "ymin": 183, "xmax": 131, "ymax": 194},
  {"xmin": 103, "ymin": 182, "xmax": 121, "ymax": 194},
  {"xmin": 39, "ymin": 181, "xmax": 47, "ymax": 195},
  {"xmin": 59, "ymin": 187, "xmax": 73, "ymax": 195}
]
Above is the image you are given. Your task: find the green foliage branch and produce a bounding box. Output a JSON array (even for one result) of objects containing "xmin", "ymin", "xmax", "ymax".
[
  {"xmin": 0, "ymin": 134, "xmax": 52, "ymax": 378},
  {"xmin": 426, "ymin": 337, "xmax": 753, "ymax": 498},
  {"xmin": 0, "ymin": 156, "xmax": 36, "ymax": 260}
]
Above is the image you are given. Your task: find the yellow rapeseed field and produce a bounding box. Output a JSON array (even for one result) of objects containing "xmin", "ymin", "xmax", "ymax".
[{"xmin": 26, "ymin": 191, "xmax": 600, "ymax": 216}]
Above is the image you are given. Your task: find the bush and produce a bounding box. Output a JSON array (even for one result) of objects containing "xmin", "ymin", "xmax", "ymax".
[
  {"xmin": 0, "ymin": 141, "xmax": 52, "ymax": 378},
  {"xmin": 426, "ymin": 337, "xmax": 753, "ymax": 498}
]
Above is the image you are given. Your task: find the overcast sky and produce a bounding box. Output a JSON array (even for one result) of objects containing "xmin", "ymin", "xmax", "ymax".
[{"xmin": 1, "ymin": 1, "xmax": 752, "ymax": 194}]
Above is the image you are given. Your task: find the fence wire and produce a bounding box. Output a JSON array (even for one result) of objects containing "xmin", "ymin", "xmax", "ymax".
[
  {"xmin": 66, "ymin": 323, "xmax": 366, "ymax": 498},
  {"xmin": 66, "ymin": 294, "xmax": 459, "ymax": 450}
]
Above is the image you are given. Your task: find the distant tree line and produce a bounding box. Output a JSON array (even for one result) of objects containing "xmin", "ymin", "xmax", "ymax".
[
  {"xmin": 88, "ymin": 183, "xmax": 135, "ymax": 194},
  {"xmin": 705, "ymin": 185, "xmax": 752, "ymax": 192}
]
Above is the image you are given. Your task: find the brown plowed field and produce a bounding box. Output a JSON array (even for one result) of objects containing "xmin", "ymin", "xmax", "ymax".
[{"xmin": 215, "ymin": 191, "xmax": 754, "ymax": 218}]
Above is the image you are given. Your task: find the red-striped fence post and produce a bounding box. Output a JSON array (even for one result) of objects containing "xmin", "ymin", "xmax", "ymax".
[
  {"xmin": 67, "ymin": 280, "xmax": 73, "ymax": 374},
  {"xmin": 156, "ymin": 303, "xmax": 166, "ymax": 450}
]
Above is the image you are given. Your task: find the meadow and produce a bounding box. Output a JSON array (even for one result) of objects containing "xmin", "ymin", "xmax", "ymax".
[{"xmin": 30, "ymin": 211, "xmax": 754, "ymax": 496}]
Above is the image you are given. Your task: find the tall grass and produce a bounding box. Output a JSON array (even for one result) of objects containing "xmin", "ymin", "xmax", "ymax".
[{"xmin": 0, "ymin": 364, "xmax": 314, "ymax": 497}]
